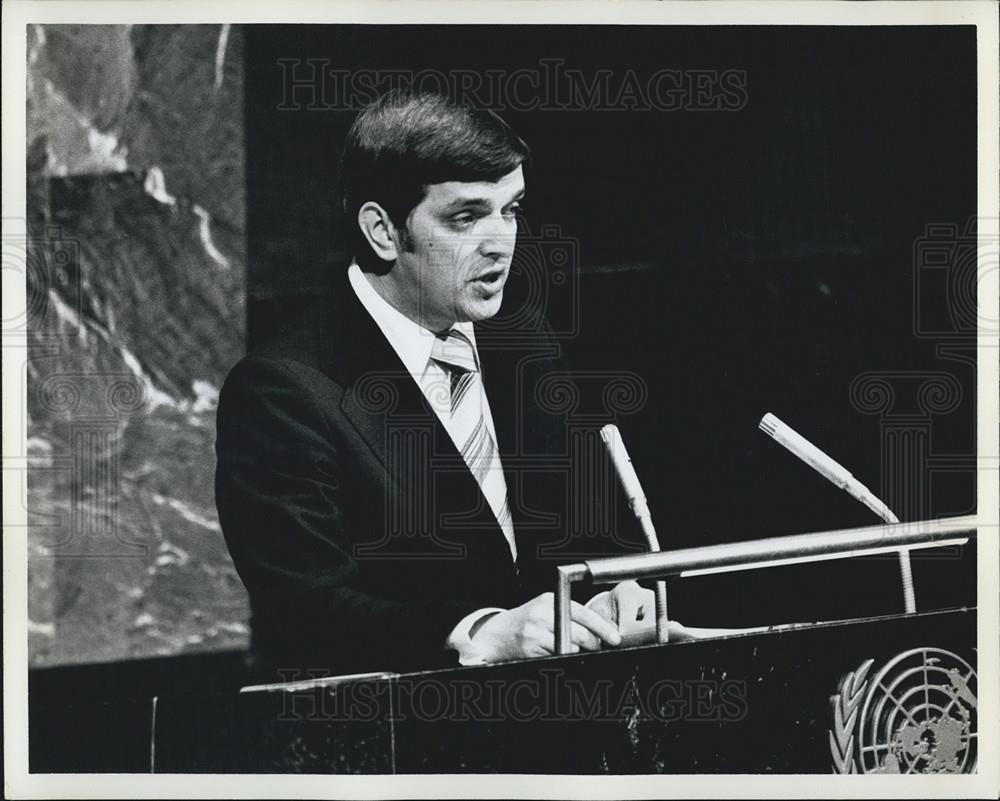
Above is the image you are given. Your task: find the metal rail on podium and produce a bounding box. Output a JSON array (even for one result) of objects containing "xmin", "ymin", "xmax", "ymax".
[{"xmin": 554, "ymin": 515, "xmax": 976, "ymax": 654}]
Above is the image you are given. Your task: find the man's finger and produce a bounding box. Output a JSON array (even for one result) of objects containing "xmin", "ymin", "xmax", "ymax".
[
  {"xmin": 529, "ymin": 631, "xmax": 555, "ymax": 656},
  {"xmin": 570, "ymin": 601, "xmax": 622, "ymax": 646},
  {"xmin": 571, "ymin": 621, "xmax": 601, "ymax": 651}
]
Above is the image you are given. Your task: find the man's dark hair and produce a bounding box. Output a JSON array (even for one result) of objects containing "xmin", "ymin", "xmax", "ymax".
[{"xmin": 337, "ymin": 90, "xmax": 531, "ymax": 271}]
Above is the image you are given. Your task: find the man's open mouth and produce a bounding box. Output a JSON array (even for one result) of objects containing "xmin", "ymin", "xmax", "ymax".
[{"xmin": 472, "ymin": 269, "xmax": 506, "ymax": 285}]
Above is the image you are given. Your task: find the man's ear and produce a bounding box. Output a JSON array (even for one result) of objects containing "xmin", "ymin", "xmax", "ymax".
[{"xmin": 357, "ymin": 202, "xmax": 399, "ymax": 264}]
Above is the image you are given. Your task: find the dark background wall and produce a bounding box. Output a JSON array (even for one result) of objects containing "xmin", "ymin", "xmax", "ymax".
[{"xmin": 244, "ymin": 25, "xmax": 977, "ymax": 628}]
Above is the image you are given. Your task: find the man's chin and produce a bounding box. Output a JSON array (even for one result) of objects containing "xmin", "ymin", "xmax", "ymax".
[{"xmin": 461, "ymin": 292, "xmax": 505, "ymax": 323}]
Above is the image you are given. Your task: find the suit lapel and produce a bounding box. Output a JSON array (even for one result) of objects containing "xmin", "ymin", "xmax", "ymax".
[
  {"xmin": 323, "ymin": 270, "xmax": 511, "ymax": 560},
  {"xmin": 475, "ymin": 326, "xmax": 533, "ymax": 564},
  {"xmin": 326, "ymin": 276, "xmax": 429, "ymax": 474},
  {"xmin": 476, "ymin": 322, "xmax": 567, "ymax": 579}
]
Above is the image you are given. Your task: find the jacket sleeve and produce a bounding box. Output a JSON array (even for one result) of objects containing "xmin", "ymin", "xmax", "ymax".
[{"xmin": 215, "ymin": 356, "xmax": 479, "ymax": 677}]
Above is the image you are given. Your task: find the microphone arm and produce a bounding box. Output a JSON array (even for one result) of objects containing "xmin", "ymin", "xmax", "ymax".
[
  {"xmin": 600, "ymin": 424, "xmax": 671, "ymax": 642},
  {"xmin": 759, "ymin": 412, "xmax": 916, "ymax": 613}
]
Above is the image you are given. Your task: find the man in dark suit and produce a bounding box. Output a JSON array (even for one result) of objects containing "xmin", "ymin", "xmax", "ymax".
[{"xmin": 216, "ymin": 90, "xmax": 652, "ymax": 680}]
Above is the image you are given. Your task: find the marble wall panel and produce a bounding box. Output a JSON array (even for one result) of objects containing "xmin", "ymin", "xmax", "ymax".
[{"xmin": 26, "ymin": 24, "xmax": 251, "ymax": 666}]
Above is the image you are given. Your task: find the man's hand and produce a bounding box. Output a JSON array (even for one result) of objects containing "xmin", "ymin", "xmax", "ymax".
[
  {"xmin": 586, "ymin": 580, "xmax": 656, "ymax": 636},
  {"xmin": 472, "ymin": 592, "xmax": 622, "ymax": 662}
]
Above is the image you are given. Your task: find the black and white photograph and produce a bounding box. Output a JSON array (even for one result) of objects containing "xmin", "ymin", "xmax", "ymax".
[{"xmin": 3, "ymin": 1, "xmax": 998, "ymax": 797}]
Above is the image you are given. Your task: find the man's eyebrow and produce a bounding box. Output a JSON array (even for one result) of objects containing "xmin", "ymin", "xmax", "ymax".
[
  {"xmin": 438, "ymin": 188, "xmax": 526, "ymax": 215},
  {"xmin": 439, "ymin": 197, "xmax": 491, "ymax": 215}
]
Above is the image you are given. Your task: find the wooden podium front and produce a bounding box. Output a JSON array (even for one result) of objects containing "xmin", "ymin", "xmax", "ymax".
[{"xmin": 151, "ymin": 607, "xmax": 977, "ymax": 774}]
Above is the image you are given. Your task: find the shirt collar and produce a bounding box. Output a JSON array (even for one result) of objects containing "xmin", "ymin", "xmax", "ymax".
[{"xmin": 347, "ymin": 261, "xmax": 477, "ymax": 380}]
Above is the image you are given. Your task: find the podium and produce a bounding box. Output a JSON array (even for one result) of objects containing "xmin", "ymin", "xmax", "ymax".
[
  {"xmin": 150, "ymin": 608, "xmax": 976, "ymax": 773},
  {"xmin": 29, "ymin": 517, "xmax": 979, "ymax": 774}
]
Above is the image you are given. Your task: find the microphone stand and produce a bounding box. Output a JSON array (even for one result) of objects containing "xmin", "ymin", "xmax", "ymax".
[
  {"xmin": 634, "ymin": 502, "xmax": 671, "ymax": 644},
  {"xmin": 601, "ymin": 425, "xmax": 671, "ymax": 643}
]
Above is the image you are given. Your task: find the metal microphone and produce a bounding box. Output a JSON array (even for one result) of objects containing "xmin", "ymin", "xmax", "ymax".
[
  {"xmin": 759, "ymin": 413, "xmax": 899, "ymax": 523},
  {"xmin": 758, "ymin": 412, "xmax": 915, "ymax": 612},
  {"xmin": 600, "ymin": 424, "xmax": 669, "ymax": 641},
  {"xmin": 600, "ymin": 424, "xmax": 657, "ymax": 548}
]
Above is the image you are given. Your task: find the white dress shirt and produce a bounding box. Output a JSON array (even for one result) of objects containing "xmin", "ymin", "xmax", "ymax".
[{"xmin": 348, "ymin": 262, "xmax": 511, "ymax": 664}]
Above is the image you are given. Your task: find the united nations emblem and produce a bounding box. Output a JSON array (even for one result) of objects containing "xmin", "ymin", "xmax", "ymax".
[{"xmin": 829, "ymin": 648, "xmax": 977, "ymax": 774}]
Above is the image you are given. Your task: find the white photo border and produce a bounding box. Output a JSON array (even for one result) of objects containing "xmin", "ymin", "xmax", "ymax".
[{"xmin": 3, "ymin": 1, "xmax": 997, "ymax": 798}]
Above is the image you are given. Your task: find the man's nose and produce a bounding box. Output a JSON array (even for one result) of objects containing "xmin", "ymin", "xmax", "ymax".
[{"xmin": 478, "ymin": 214, "xmax": 517, "ymax": 259}]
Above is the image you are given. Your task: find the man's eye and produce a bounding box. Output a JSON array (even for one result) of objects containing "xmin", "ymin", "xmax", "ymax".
[
  {"xmin": 450, "ymin": 213, "xmax": 476, "ymax": 227},
  {"xmin": 502, "ymin": 204, "xmax": 523, "ymax": 220}
]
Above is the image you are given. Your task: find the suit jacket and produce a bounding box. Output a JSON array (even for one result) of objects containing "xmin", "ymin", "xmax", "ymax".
[{"xmin": 215, "ymin": 268, "xmax": 574, "ymax": 679}]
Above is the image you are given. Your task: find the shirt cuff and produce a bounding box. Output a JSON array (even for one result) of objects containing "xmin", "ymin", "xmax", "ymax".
[{"xmin": 445, "ymin": 607, "xmax": 506, "ymax": 666}]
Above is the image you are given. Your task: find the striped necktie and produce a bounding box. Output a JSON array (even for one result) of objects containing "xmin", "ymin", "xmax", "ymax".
[{"xmin": 430, "ymin": 328, "xmax": 515, "ymax": 557}]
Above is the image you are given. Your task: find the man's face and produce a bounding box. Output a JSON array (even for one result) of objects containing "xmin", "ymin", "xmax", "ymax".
[{"xmin": 381, "ymin": 165, "xmax": 524, "ymax": 331}]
